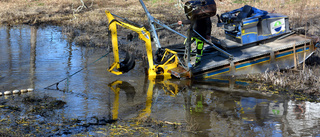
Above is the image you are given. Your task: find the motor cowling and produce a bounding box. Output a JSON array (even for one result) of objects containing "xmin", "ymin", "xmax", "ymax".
[{"xmin": 184, "ymin": 0, "xmax": 217, "ymax": 20}]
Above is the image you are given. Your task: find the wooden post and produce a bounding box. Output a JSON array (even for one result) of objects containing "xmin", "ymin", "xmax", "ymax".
[
  {"xmin": 303, "ymin": 29, "xmax": 306, "ymax": 71},
  {"xmin": 293, "ymin": 42, "xmax": 297, "ymax": 70}
]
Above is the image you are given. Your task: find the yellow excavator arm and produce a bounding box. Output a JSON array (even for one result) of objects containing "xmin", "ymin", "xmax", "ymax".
[{"xmin": 105, "ymin": 10, "xmax": 179, "ymax": 78}]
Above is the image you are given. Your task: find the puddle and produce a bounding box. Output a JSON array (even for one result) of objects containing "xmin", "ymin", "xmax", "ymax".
[{"xmin": 0, "ymin": 25, "xmax": 319, "ymax": 136}]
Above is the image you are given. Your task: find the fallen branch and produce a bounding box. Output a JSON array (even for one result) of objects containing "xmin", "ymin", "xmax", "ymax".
[{"xmin": 71, "ymin": 0, "xmax": 94, "ymax": 20}]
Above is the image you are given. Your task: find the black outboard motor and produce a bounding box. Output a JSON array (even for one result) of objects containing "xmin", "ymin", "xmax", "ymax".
[{"xmin": 184, "ymin": 0, "xmax": 217, "ymax": 20}]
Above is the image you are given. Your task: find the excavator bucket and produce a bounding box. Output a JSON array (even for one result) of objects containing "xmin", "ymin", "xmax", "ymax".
[
  {"xmin": 118, "ymin": 52, "xmax": 135, "ymax": 73},
  {"xmin": 108, "ymin": 51, "xmax": 135, "ymax": 75}
]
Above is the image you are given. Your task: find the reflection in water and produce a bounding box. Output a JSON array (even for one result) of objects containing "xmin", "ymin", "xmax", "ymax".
[
  {"xmin": 116, "ymin": 81, "xmax": 136, "ymax": 102},
  {"xmin": 138, "ymin": 78, "xmax": 154, "ymax": 118},
  {"xmin": 6, "ymin": 26, "xmax": 12, "ymax": 88},
  {"xmin": 108, "ymin": 80, "xmax": 150, "ymax": 120},
  {"xmin": 181, "ymin": 81, "xmax": 320, "ymax": 136},
  {"xmin": 65, "ymin": 41, "xmax": 73, "ymax": 92},
  {"xmin": 108, "ymin": 80, "xmax": 137, "ymax": 120},
  {"xmin": 30, "ymin": 26, "xmax": 37, "ymax": 89},
  {"xmin": 108, "ymin": 81, "xmax": 121, "ymax": 120},
  {"xmin": 107, "ymin": 78, "xmax": 181, "ymax": 121},
  {"xmin": 104, "ymin": 76, "xmax": 320, "ymax": 136},
  {"xmin": 293, "ymin": 101, "xmax": 306, "ymax": 119},
  {"xmin": 0, "ymin": 26, "xmax": 319, "ymax": 136}
]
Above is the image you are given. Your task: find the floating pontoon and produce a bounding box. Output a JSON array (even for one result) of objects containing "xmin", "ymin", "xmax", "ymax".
[{"xmin": 106, "ymin": 0, "xmax": 320, "ymax": 79}]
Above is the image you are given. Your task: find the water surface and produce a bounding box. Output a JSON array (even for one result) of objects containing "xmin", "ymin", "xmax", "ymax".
[{"xmin": 0, "ymin": 25, "xmax": 319, "ymax": 136}]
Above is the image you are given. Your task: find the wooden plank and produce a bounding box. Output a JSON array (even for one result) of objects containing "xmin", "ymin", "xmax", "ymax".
[
  {"xmin": 293, "ymin": 42, "xmax": 297, "ymax": 70},
  {"xmin": 221, "ymin": 38, "xmax": 243, "ymax": 49}
]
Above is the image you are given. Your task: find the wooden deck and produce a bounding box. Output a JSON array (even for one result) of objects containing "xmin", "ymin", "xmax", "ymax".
[{"xmin": 192, "ymin": 34, "xmax": 311, "ymax": 74}]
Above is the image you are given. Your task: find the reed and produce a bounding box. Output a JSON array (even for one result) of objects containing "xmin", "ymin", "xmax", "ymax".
[
  {"xmin": 0, "ymin": 0, "xmax": 319, "ymax": 24},
  {"xmin": 246, "ymin": 65, "xmax": 320, "ymax": 96}
]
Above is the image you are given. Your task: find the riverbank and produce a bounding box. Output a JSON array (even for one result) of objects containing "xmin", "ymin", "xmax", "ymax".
[{"xmin": 1, "ymin": 0, "xmax": 319, "ymax": 47}]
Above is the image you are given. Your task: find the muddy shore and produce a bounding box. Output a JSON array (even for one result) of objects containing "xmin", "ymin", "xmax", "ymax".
[{"xmin": 0, "ymin": 94, "xmax": 188, "ymax": 136}]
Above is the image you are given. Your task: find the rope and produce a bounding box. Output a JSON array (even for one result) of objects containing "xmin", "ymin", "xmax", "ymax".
[
  {"xmin": 153, "ymin": 22, "xmax": 180, "ymax": 31},
  {"xmin": 44, "ymin": 51, "xmax": 111, "ymax": 90}
]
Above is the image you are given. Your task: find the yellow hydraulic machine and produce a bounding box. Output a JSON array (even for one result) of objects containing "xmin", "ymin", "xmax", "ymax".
[{"xmin": 106, "ymin": 10, "xmax": 179, "ymax": 79}]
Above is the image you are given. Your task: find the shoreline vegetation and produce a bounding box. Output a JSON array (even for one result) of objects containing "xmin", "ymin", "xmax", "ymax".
[
  {"xmin": 1, "ymin": 0, "xmax": 320, "ymax": 94},
  {"xmin": 1, "ymin": 0, "xmax": 319, "ymax": 46}
]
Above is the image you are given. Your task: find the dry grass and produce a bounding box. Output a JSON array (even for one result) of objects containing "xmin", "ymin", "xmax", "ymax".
[
  {"xmin": 1, "ymin": 0, "xmax": 319, "ymax": 47},
  {"xmin": 0, "ymin": 0, "xmax": 74, "ymax": 24},
  {"xmin": 0, "ymin": 0, "xmax": 318, "ymax": 56},
  {"xmin": 1, "ymin": 0, "xmax": 319, "ymax": 26},
  {"xmin": 246, "ymin": 65, "xmax": 320, "ymax": 97},
  {"xmin": 0, "ymin": 0, "xmax": 319, "ymax": 66}
]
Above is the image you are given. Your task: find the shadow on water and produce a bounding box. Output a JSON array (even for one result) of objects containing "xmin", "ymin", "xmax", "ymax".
[{"xmin": 0, "ymin": 25, "xmax": 319, "ymax": 136}]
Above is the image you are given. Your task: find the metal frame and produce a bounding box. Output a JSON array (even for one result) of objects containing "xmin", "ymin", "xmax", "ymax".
[
  {"xmin": 139, "ymin": 0, "xmax": 233, "ymax": 70},
  {"xmin": 139, "ymin": 0, "xmax": 187, "ymax": 50},
  {"xmin": 192, "ymin": 29, "xmax": 233, "ymax": 59}
]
